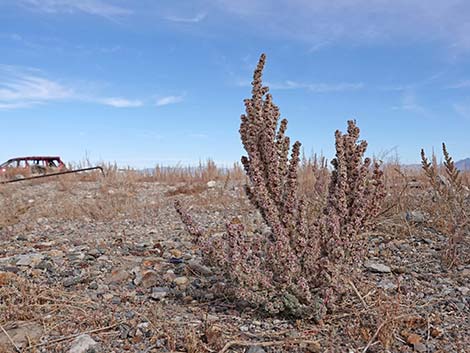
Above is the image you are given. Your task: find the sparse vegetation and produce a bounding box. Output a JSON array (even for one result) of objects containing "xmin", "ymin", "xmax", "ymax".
[{"xmin": 1, "ymin": 55, "xmax": 469, "ymax": 352}]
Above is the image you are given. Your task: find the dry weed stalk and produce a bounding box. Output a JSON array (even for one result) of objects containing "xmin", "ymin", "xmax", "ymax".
[{"xmin": 421, "ymin": 143, "xmax": 469, "ymax": 267}]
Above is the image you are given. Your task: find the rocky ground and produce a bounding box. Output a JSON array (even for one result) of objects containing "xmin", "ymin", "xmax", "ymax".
[{"xmin": 0, "ymin": 175, "xmax": 468, "ymax": 352}]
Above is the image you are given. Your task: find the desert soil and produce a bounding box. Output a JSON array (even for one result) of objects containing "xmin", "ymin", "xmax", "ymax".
[{"xmin": 0, "ymin": 177, "xmax": 468, "ymax": 352}]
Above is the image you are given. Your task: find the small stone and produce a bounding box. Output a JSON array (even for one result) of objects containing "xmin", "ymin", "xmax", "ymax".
[
  {"xmin": 141, "ymin": 270, "xmax": 159, "ymax": 288},
  {"xmin": 240, "ymin": 325, "xmax": 249, "ymax": 332},
  {"xmin": 163, "ymin": 270, "xmax": 176, "ymax": 282},
  {"xmin": 102, "ymin": 293, "xmax": 114, "ymax": 301},
  {"xmin": 107, "ymin": 268, "xmax": 129, "ymax": 284},
  {"xmin": 35, "ymin": 259, "xmax": 54, "ymax": 271},
  {"xmin": 169, "ymin": 249, "xmax": 182, "ymax": 258},
  {"xmin": 131, "ymin": 266, "xmax": 143, "ymax": 285},
  {"xmin": 111, "ymin": 296, "xmax": 121, "ymax": 305},
  {"xmin": 150, "ymin": 287, "xmax": 169, "ymax": 300},
  {"xmin": 405, "ymin": 211, "xmax": 426, "ymax": 224},
  {"xmin": 0, "ymin": 321, "xmax": 43, "ymax": 347},
  {"xmin": 16, "ymin": 234, "xmax": 30, "ymax": 241},
  {"xmin": 364, "ymin": 261, "xmax": 391, "ymax": 273},
  {"xmin": 187, "ymin": 260, "xmax": 212, "ymax": 276},
  {"xmin": 68, "ymin": 334, "xmax": 98, "ymax": 353},
  {"xmin": 430, "ymin": 327, "xmax": 443, "ymax": 338},
  {"xmin": 87, "ymin": 249, "xmax": 102, "ymax": 258},
  {"xmin": 406, "ymin": 333, "xmax": 422, "ymax": 345},
  {"xmin": 392, "ymin": 266, "xmax": 408, "ymax": 274},
  {"xmin": 15, "ymin": 253, "xmax": 44, "ymax": 267},
  {"xmin": 137, "ymin": 322, "xmax": 149, "ymax": 329},
  {"xmin": 63, "ymin": 276, "xmax": 82, "ymax": 288},
  {"xmin": 413, "ymin": 342, "xmax": 427, "ymax": 352},
  {"xmin": 457, "ymin": 286, "xmax": 469, "ymax": 296},
  {"xmin": 377, "ymin": 279, "xmax": 397, "ymax": 291},
  {"xmin": 206, "ymin": 180, "xmax": 217, "ymax": 188},
  {"xmin": 173, "ymin": 276, "xmax": 189, "ymax": 286},
  {"xmin": 306, "ymin": 341, "xmax": 321, "ymax": 353}
]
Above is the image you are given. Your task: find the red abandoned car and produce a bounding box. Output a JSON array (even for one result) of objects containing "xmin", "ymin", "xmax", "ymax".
[{"xmin": 0, "ymin": 156, "xmax": 66, "ymax": 178}]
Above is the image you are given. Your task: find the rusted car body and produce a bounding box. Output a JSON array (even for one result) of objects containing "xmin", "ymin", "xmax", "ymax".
[{"xmin": 0, "ymin": 156, "xmax": 66, "ymax": 178}]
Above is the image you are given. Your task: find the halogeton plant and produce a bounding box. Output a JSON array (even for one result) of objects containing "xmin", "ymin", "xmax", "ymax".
[{"xmin": 176, "ymin": 54, "xmax": 385, "ymax": 319}]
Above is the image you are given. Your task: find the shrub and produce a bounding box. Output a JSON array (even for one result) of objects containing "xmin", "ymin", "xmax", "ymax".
[{"xmin": 176, "ymin": 54, "xmax": 385, "ymax": 319}]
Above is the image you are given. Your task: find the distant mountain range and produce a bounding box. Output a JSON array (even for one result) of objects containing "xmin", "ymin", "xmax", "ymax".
[{"xmin": 456, "ymin": 158, "xmax": 470, "ymax": 171}]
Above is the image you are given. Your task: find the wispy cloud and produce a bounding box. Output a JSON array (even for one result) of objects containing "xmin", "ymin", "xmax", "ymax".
[
  {"xmin": 236, "ymin": 78, "xmax": 363, "ymax": 93},
  {"xmin": 0, "ymin": 65, "xmax": 73, "ymax": 104},
  {"xmin": 189, "ymin": 133, "xmax": 208, "ymax": 139},
  {"xmin": 98, "ymin": 97, "xmax": 143, "ymax": 108},
  {"xmin": 446, "ymin": 80, "xmax": 470, "ymax": 89},
  {"xmin": 165, "ymin": 12, "xmax": 207, "ymax": 23},
  {"xmin": 393, "ymin": 90, "xmax": 430, "ymax": 117},
  {"xmin": 267, "ymin": 80, "xmax": 364, "ymax": 92},
  {"xmin": 0, "ymin": 101, "xmax": 39, "ymax": 110},
  {"xmin": 0, "ymin": 65, "xmax": 143, "ymax": 109},
  {"xmin": 19, "ymin": 0, "xmax": 132, "ymax": 19},
  {"xmin": 453, "ymin": 102, "xmax": 470, "ymax": 119},
  {"xmin": 214, "ymin": 0, "xmax": 470, "ymax": 51},
  {"xmin": 156, "ymin": 95, "xmax": 184, "ymax": 106}
]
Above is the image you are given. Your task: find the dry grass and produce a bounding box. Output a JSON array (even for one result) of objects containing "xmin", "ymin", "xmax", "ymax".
[{"xmin": 1, "ymin": 158, "xmax": 469, "ymax": 352}]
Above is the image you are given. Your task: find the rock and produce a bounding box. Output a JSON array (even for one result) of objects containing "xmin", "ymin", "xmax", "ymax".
[
  {"xmin": 15, "ymin": 253, "xmax": 45, "ymax": 267},
  {"xmin": 35, "ymin": 259, "xmax": 54, "ymax": 271},
  {"xmin": 169, "ymin": 249, "xmax": 182, "ymax": 258},
  {"xmin": 163, "ymin": 269, "xmax": 176, "ymax": 282},
  {"xmin": 0, "ymin": 321, "xmax": 43, "ymax": 347},
  {"xmin": 431, "ymin": 327, "xmax": 443, "ymax": 338},
  {"xmin": 207, "ymin": 180, "xmax": 217, "ymax": 188},
  {"xmin": 68, "ymin": 334, "xmax": 98, "ymax": 353},
  {"xmin": 111, "ymin": 296, "xmax": 121, "ymax": 305},
  {"xmin": 131, "ymin": 266, "xmax": 143, "ymax": 285},
  {"xmin": 87, "ymin": 249, "xmax": 102, "ymax": 258},
  {"xmin": 187, "ymin": 260, "xmax": 212, "ymax": 276},
  {"xmin": 306, "ymin": 341, "xmax": 321, "ymax": 352},
  {"xmin": 377, "ymin": 279, "xmax": 397, "ymax": 291},
  {"xmin": 63, "ymin": 276, "xmax": 83, "ymax": 288},
  {"xmin": 102, "ymin": 293, "xmax": 114, "ymax": 301},
  {"xmin": 364, "ymin": 261, "xmax": 391, "ymax": 273},
  {"xmin": 413, "ymin": 342, "xmax": 427, "ymax": 352},
  {"xmin": 141, "ymin": 270, "xmax": 159, "ymax": 288},
  {"xmin": 16, "ymin": 234, "xmax": 31, "ymax": 241},
  {"xmin": 173, "ymin": 276, "xmax": 189, "ymax": 286},
  {"xmin": 405, "ymin": 211, "xmax": 426, "ymax": 224},
  {"xmin": 406, "ymin": 333, "xmax": 422, "ymax": 345},
  {"xmin": 150, "ymin": 287, "xmax": 169, "ymax": 300},
  {"xmin": 457, "ymin": 286, "xmax": 469, "ymax": 296},
  {"xmin": 0, "ymin": 271, "xmax": 17, "ymax": 285},
  {"xmin": 246, "ymin": 346, "xmax": 266, "ymax": 353},
  {"xmin": 107, "ymin": 268, "xmax": 129, "ymax": 285}
]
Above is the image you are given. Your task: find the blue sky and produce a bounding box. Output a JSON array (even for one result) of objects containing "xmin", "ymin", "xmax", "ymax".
[{"xmin": 1, "ymin": 0, "xmax": 470, "ymax": 167}]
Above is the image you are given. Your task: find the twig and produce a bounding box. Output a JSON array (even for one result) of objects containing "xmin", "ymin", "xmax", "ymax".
[
  {"xmin": 349, "ymin": 280, "xmax": 368, "ymax": 310},
  {"xmin": 26, "ymin": 322, "xmax": 121, "ymax": 350},
  {"xmin": 0, "ymin": 323, "xmax": 21, "ymax": 353},
  {"xmin": 218, "ymin": 338, "xmax": 321, "ymax": 353},
  {"xmin": 362, "ymin": 314, "xmax": 408, "ymax": 353},
  {"xmin": 362, "ymin": 321, "xmax": 386, "ymax": 353}
]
